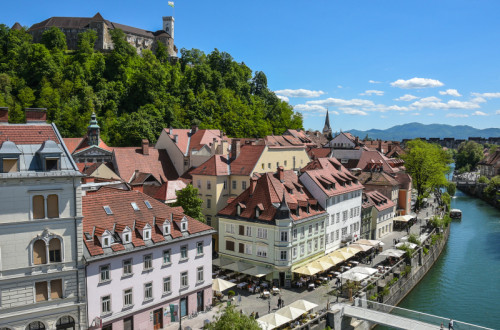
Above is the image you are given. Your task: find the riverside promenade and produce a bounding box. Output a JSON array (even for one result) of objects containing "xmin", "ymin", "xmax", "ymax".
[{"xmin": 167, "ymin": 196, "xmax": 439, "ymax": 329}]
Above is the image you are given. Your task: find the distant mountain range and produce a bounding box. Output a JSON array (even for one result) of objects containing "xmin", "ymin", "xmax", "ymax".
[{"xmin": 346, "ymin": 122, "xmax": 500, "ymax": 141}]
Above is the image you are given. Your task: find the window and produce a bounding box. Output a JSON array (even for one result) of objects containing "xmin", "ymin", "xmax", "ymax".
[
  {"xmin": 197, "ymin": 180, "xmax": 201, "ymax": 189},
  {"xmin": 207, "ymin": 198, "xmax": 211, "ymax": 209},
  {"xmin": 35, "ymin": 282, "xmax": 48, "ymax": 302},
  {"xmin": 101, "ymin": 295, "xmax": 111, "ymax": 314},
  {"xmin": 261, "ymin": 163, "xmax": 264, "ymax": 169},
  {"xmin": 342, "ymin": 227, "xmax": 347, "ymax": 236},
  {"xmin": 293, "ymin": 228, "xmax": 297, "ymax": 240},
  {"xmin": 181, "ymin": 271, "xmax": 188, "ymax": 288},
  {"xmin": 242, "ymin": 181, "xmax": 247, "ymax": 190},
  {"xmin": 301, "ymin": 227, "xmax": 304, "ymax": 238},
  {"xmin": 3, "ymin": 158, "xmax": 18, "ymax": 173},
  {"xmin": 239, "ymin": 243, "xmax": 244, "ymax": 253},
  {"xmin": 223, "ymin": 180, "xmax": 227, "ymax": 190},
  {"xmin": 103, "ymin": 206, "xmax": 113, "ymax": 215},
  {"xmin": 239, "ymin": 225, "xmax": 245, "ymax": 235},
  {"xmin": 143, "ymin": 254, "xmax": 152, "ymax": 270},
  {"xmin": 51, "ymin": 279, "xmax": 63, "ymax": 298},
  {"xmin": 33, "ymin": 195, "xmax": 45, "ymax": 219},
  {"xmin": 315, "ymin": 223, "xmax": 318, "ymax": 232},
  {"xmin": 123, "ymin": 233, "xmax": 130, "ymax": 243},
  {"xmin": 331, "ymin": 231, "xmax": 335, "ymax": 242},
  {"xmin": 321, "ymin": 221, "xmax": 324, "ymax": 230},
  {"xmin": 47, "ymin": 195, "xmax": 59, "ymax": 218},
  {"xmin": 314, "ymin": 238, "xmax": 318, "ymax": 250},
  {"xmin": 292, "ymin": 247, "xmax": 297, "ymax": 258},
  {"xmin": 256, "ymin": 246, "xmax": 267, "ymax": 257},
  {"xmin": 100, "ymin": 265, "xmax": 110, "ymax": 282},
  {"xmin": 280, "ymin": 250, "xmax": 287, "ymax": 260},
  {"xmin": 343, "ymin": 211, "xmax": 348, "ymax": 221},
  {"xmin": 27, "ymin": 321, "xmax": 46, "ymax": 330},
  {"xmin": 143, "ymin": 229, "xmax": 150, "ymax": 240},
  {"xmin": 280, "ymin": 231, "xmax": 288, "ymax": 242},
  {"xmin": 124, "ymin": 289, "xmax": 133, "ymax": 307},
  {"xmin": 144, "ymin": 200, "xmax": 153, "ymax": 209},
  {"xmin": 196, "ymin": 242, "xmax": 203, "ymax": 255},
  {"xmin": 45, "ymin": 158, "xmax": 58, "ymax": 171},
  {"xmin": 123, "ymin": 259, "xmax": 132, "ymax": 275},
  {"xmin": 226, "ymin": 240, "xmax": 235, "ymax": 251},
  {"xmin": 225, "ymin": 223, "xmax": 235, "ymax": 234},
  {"xmin": 300, "ymin": 243, "xmax": 305, "ymax": 255},
  {"xmin": 144, "ymin": 282, "xmax": 153, "ymax": 300},
  {"xmin": 246, "ymin": 226, "xmax": 252, "ymax": 237},
  {"xmin": 308, "ymin": 225, "xmax": 312, "ymax": 236},
  {"xmin": 284, "ymin": 160, "xmax": 287, "ymax": 166},
  {"xmin": 33, "ymin": 240, "xmax": 47, "ymax": 265},
  {"xmin": 102, "ymin": 236, "xmax": 110, "ymax": 248},
  {"xmin": 131, "ymin": 202, "xmax": 140, "ymax": 211},
  {"xmin": 206, "ymin": 216, "xmax": 212, "ymax": 226},
  {"xmin": 276, "ymin": 162, "xmax": 279, "ymax": 168},
  {"xmin": 180, "ymin": 245, "xmax": 188, "ymax": 259},
  {"xmin": 336, "ymin": 213, "xmax": 340, "ymax": 223},
  {"xmin": 163, "ymin": 277, "xmax": 171, "ymax": 294},
  {"xmin": 197, "ymin": 267, "xmax": 204, "ymax": 282},
  {"xmin": 163, "ymin": 250, "xmax": 171, "ymax": 264},
  {"xmin": 257, "ymin": 228, "xmax": 267, "ymax": 239},
  {"xmin": 207, "ymin": 181, "xmax": 211, "ymax": 190},
  {"xmin": 268, "ymin": 163, "xmax": 271, "ymax": 169},
  {"xmin": 307, "ymin": 241, "xmax": 312, "ymax": 253},
  {"xmin": 245, "ymin": 244, "xmax": 252, "ymax": 255},
  {"xmin": 232, "ymin": 180, "xmax": 237, "ymax": 189}
]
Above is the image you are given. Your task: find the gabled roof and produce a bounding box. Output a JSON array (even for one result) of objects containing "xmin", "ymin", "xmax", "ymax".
[
  {"xmin": 82, "ymin": 187, "xmax": 213, "ymax": 257},
  {"xmin": 165, "ymin": 128, "xmax": 229, "ymax": 156},
  {"xmin": 284, "ymin": 130, "xmax": 316, "ymax": 146},
  {"xmin": 300, "ymin": 157, "xmax": 364, "ymax": 197},
  {"xmin": 264, "ymin": 135, "xmax": 307, "ymax": 148},
  {"xmin": 307, "ymin": 147, "xmax": 331, "ymax": 159},
  {"xmin": 63, "ymin": 136, "xmax": 113, "ymax": 155},
  {"xmin": 0, "ymin": 124, "xmax": 60, "ymax": 145},
  {"xmin": 356, "ymin": 171, "xmax": 399, "ymax": 187},
  {"xmin": 356, "ymin": 148, "xmax": 399, "ymax": 173},
  {"xmin": 218, "ymin": 169, "xmax": 325, "ymax": 222},
  {"xmin": 113, "ymin": 147, "xmax": 178, "ymax": 183},
  {"xmin": 365, "ymin": 191, "xmax": 395, "ymax": 212},
  {"xmin": 189, "ymin": 155, "xmax": 230, "ymax": 176},
  {"xmin": 478, "ymin": 150, "xmax": 500, "ymax": 166},
  {"xmin": 361, "ymin": 192, "xmax": 375, "ymax": 209},
  {"xmin": 143, "ymin": 179, "xmax": 187, "ymax": 202}
]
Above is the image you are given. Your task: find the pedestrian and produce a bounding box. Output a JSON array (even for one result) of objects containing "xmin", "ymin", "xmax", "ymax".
[
  {"xmin": 448, "ymin": 319, "xmax": 454, "ymax": 330},
  {"xmin": 268, "ymin": 299, "xmax": 271, "ymax": 313},
  {"xmin": 282, "ymin": 298, "xmax": 285, "ymax": 307},
  {"xmin": 250, "ymin": 311, "xmax": 255, "ymax": 319},
  {"xmin": 440, "ymin": 323, "xmax": 444, "ymax": 330},
  {"xmin": 255, "ymin": 312, "xmax": 260, "ymax": 319}
]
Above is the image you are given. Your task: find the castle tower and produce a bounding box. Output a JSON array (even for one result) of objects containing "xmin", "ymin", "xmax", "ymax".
[
  {"xmin": 87, "ymin": 112, "xmax": 100, "ymax": 146},
  {"xmin": 322, "ymin": 110, "xmax": 332, "ymax": 136},
  {"xmin": 162, "ymin": 16, "xmax": 174, "ymax": 39}
]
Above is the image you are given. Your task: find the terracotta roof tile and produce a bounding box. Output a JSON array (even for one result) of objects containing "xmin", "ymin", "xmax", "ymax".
[
  {"xmin": 190, "ymin": 155, "xmax": 230, "ymax": 176},
  {"xmin": 113, "ymin": 147, "xmax": 178, "ymax": 182},
  {"xmin": 0, "ymin": 125, "xmax": 59, "ymax": 144},
  {"xmin": 365, "ymin": 191, "xmax": 395, "ymax": 212}
]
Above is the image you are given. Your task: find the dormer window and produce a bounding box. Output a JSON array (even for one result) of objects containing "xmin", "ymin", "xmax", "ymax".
[
  {"xmin": 131, "ymin": 202, "xmax": 140, "ymax": 211},
  {"xmin": 103, "ymin": 206, "xmax": 113, "ymax": 215},
  {"xmin": 255, "ymin": 208, "xmax": 260, "ymax": 218},
  {"xmin": 180, "ymin": 217, "xmax": 188, "ymax": 232},
  {"xmin": 103, "ymin": 237, "xmax": 110, "ymax": 247},
  {"xmin": 45, "ymin": 158, "xmax": 59, "ymax": 171},
  {"xmin": 36, "ymin": 140, "xmax": 62, "ymax": 171},
  {"xmin": 163, "ymin": 220, "xmax": 171, "ymax": 235},
  {"xmin": 123, "ymin": 233, "xmax": 130, "ymax": 243},
  {"xmin": 0, "ymin": 140, "xmax": 21, "ymax": 173},
  {"xmin": 121, "ymin": 227, "xmax": 131, "ymax": 243},
  {"xmin": 144, "ymin": 200, "xmax": 153, "ymax": 209}
]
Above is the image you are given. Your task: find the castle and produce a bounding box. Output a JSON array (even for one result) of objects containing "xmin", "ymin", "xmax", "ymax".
[{"xmin": 26, "ymin": 12, "xmax": 177, "ymax": 57}]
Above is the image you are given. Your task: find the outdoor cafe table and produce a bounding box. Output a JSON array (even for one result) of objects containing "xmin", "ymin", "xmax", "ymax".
[
  {"xmin": 228, "ymin": 279, "xmax": 237, "ymax": 283},
  {"xmin": 262, "ymin": 290, "xmax": 270, "ymax": 298},
  {"xmin": 226, "ymin": 272, "xmax": 236, "ymax": 278},
  {"xmin": 237, "ymin": 282, "xmax": 248, "ymax": 289},
  {"xmin": 236, "ymin": 274, "xmax": 246, "ymax": 281},
  {"xmin": 308, "ymin": 283, "xmax": 315, "ymax": 290},
  {"xmin": 319, "ymin": 276, "xmax": 328, "ymax": 282},
  {"xmin": 272, "ymin": 287, "xmax": 280, "ymax": 294}
]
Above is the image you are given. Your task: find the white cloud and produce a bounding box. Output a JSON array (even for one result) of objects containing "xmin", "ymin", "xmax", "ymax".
[
  {"xmin": 394, "ymin": 94, "xmax": 419, "ymax": 101},
  {"xmin": 331, "ymin": 110, "xmax": 340, "ymax": 115},
  {"xmin": 276, "ymin": 95, "xmax": 289, "ymax": 102},
  {"xmin": 471, "ymin": 96, "xmax": 486, "ymax": 103},
  {"xmin": 446, "ymin": 113, "xmax": 469, "ymax": 118},
  {"xmin": 337, "ymin": 85, "xmax": 343, "ymax": 89},
  {"xmin": 380, "ymin": 115, "xmax": 387, "ymax": 118},
  {"xmin": 274, "ymin": 89, "xmax": 325, "ymax": 98},
  {"xmin": 472, "ymin": 111, "xmax": 488, "ymax": 116},
  {"xmin": 360, "ymin": 90, "xmax": 384, "ymax": 96},
  {"xmin": 420, "ymin": 96, "xmax": 441, "ymax": 102},
  {"xmin": 391, "ymin": 77, "xmax": 444, "ymax": 89},
  {"xmin": 371, "ymin": 104, "xmax": 412, "ymax": 112},
  {"xmin": 411, "ymin": 99, "xmax": 480, "ymax": 110},
  {"xmin": 341, "ymin": 108, "xmax": 368, "ymax": 116},
  {"xmin": 447, "ymin": 100, "xmax": 481, "ymax": 109},
  {"xmin": 472, "ymin": 92, "xmax": 500, "ymax": 99},
  {"xmin": 411, "ymin": 113, "xmax": 421, "ymax": 116},
  {"xmin": 293, "ymin": 104, "xmax": 327, "ymax": 112},
  {"xmin": 307, "ymin": 98, "xmax": 374, "ymax": 107},
  {"xmin": 496, "ymin": 110, "xmax": 500, "ymax": 115},
  {"xmin": 369, "ymin": 80, "xmax": 381, "ymax": 84},
  {"xmin": 439, "ymin": 89, "xmax": 462, "ymax": 97}
]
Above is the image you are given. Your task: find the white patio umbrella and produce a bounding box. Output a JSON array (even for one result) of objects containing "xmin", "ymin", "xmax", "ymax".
[
  {"xmin": 379, "ymin": 248, "xmax": 405, "ymax": 258},
  {"xmin": 212, "ymin": 278, "xmax": 236, "ymax": 292},
  {"xmin": 310, "ymin": 259, "xmax": 334, "ymax": 272},
  {"xmin": 349, "ymin": 243, "xmax": 373, "ymax": 252},
  {"xmin": 257, "ymin": 313, "xmax": 291, "ymax": 328},
  {"xmin": 276, "ymin": 306, "xmax": 305, "ymax": 320},
  {"xmin": 330, "ymin": 250, "xmax": 355, "ymax": 260},
  {"xmin": 341, "ymin": 271, "xmax": 369, "ymax": 283},
  {"xmin": 348, "ymin": 266, "xmax": 378, "ymax": 276},
  {"xmin": 395, "ymin": 242, "xmax": 418, "ymax": 249},
  {"xmin": 288, "ymin": 299, "xmax": 318, "ymax": 312},
  {"xmin": 340, "ymin": 246, "xmax": 362, "ymax": 255},
  {"xmin": 356, "ymin": 239, "xmax": 382, "ymax": 246}
]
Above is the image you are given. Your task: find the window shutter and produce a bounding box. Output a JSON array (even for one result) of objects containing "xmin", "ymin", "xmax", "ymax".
[
  {"xmin": 47, "ymin": 194, "xmax": 59, "ymax": 218},
  {"xmin": 50, "ymin": 279, "xmax": 63, "ymax": 299},
  {"xmin": 35, "ymin": 282, "xmax": 48, "ymax": 302},
  {"xmin": 33, "ymin": 195, "xmax": 45, "ymax": 219}
]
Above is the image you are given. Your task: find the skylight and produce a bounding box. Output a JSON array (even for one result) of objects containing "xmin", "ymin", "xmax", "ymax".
[
  {"xmin": 131, "ymin": 202, "xmax": 140, "ymax": 211},
  {"xmin": 103, "ymin": 206, "xmax": 113, "ymax": 215},
  {"xmin": 144, "ymin": 200, "xmax": 153, "ymax": 209}
]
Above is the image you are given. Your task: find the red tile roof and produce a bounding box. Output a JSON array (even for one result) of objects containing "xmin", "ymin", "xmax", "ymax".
[
  {"xmin": 365, "ymin": 191, "xmax": 395, "ymax": 212},
  {"xmin": 356, "ymin": 148, "xmax": 399, "ymax": 173},
  {"xmin": 190, "ymin": 155, "xmax": 230, "ymax": 176},
  {"xmin": 307, "ymin": 147, "xmax": 331, "ymax": 159},
  {"xmin": 82, "ymin": 187, "xmax": 213, "ymax": 257},
  {"xmin": 142, "ymin": 179, "xmax": 187, "ymax": 202},
  {"xmin": 63, "ymin": 136, "xmax": 112, "ymax": 154},
  {"xmin": 218, "ymin": 169, "xmax": 325, "ymax": 222},
  {"xmin": 356, "ymin": 171, "xmax": 399, "ymax": 187},
  {"xmin": 0, "ymin": 124, "xmax": 60, "ymax": 144},
  {"xmin": 113, "ymin": 147, "xmax": 178, "ymax": 183},
  {"xmin": 300, "ymin": 158, "xmax": 364, "ymax": 197},
  {"xmin": 166, "ymin": 128, "xmax": 229, "ymax": 156}
]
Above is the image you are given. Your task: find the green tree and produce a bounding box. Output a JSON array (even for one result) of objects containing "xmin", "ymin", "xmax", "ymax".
[
  {"xmin": 455, "ymin": 141, "xmax": 484, "ymax": 172},
  {"xmin": 446, "ymin": 182, "xmax": 456, "ymax": 196},
  {"xmin": 172, "ymin": 185, "xmax": 205, "ymax": 223},
  {"xmin": 204, "ymin": 306, "xmax": 260, "ymax": 330},
  {"xmin": 41, "ymin": 27, "xmax": 67, "ymax": 51},
  {"xmin": 484, "ymin": 175, "xmax": 500, "ymax": 199},
  {"xmin": 401, "ymin": 139, "xmax": 452, "ymax": 210}
]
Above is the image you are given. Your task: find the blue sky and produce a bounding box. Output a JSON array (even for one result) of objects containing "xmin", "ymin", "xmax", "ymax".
[{"xmin": 2, "ymin": 0, "xmax": 500, "ymax": 131}]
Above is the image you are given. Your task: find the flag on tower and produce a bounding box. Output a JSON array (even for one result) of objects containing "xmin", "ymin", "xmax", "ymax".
[{"xmin": 168, "ymin": 1, "xmax": 174, "ymax": 8}]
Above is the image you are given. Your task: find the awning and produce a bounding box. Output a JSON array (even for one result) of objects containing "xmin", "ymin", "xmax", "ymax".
[
  {"xmin": 329, "ymin": 250, "xmax": 355, "ymax": 261},
  {"xmin": 257, "ymin": 313, "xmax": 291, "ymax": 329},
  {"xmin": 242, "ymin": 266, "xmax": 272, "ymax": 278},
  {"xmin": 223, "ymin": 261, "xmax": 253, "ymax": 272},
  {"xmin": 294, "ymin": 264, "xmax": 321, "ymax": 276},
  {"xmin": 393, "ymin": 215, "xmax": 414, "ymax": 222},
  {"xmin": 355, "ymin": 239, "xmax": 382, "ymax": 246},
  {"xmin": 212, "ymin": 278, "xmax": 236, "ymax": 292},
  {"xmin": 349, "ymin": 243, "xmax": 374, "ymax": 252},
  {"xmin": 310, "ymin": 259, "xmax": 334, "ymax": 272},
  {"xmin": 288, "ymin": 299, "xmax": 318, "ymax": 312},
  {"xmin": 212, "ymin": 257, "xmax": 233, "ymax": 267},
  {"xmin": 339, "ymin": 246, "xmax": 362, "ymax": 255}
]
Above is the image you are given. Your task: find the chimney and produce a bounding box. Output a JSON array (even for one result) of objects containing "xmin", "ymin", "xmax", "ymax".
[
  {"xmin": 278, "ymin": 166, "xmax": 285, "ymax": 182},
  {"xmin": 169, "ymin": 127, "xmax": 173, "ymax": 134},
  {"xmin": 173, "ymin": 134, "xmax": 178, "ymax": 143},
  {"xmin": 231, "ymin": 139, "xmax": 241, "ymax": 159},
  {"xmin": 0, "ymin": 107, "xmax": 8, "ymax": 122},
  {"xmin": 142, "ymin": 139, "xmax": 149, "ymax": 155},
  {"xmin": 220, "ymin": 130, "xmax": 224, "ymax": 139},
  {"xmin": 25, "ymin": 108, "xmax": 47, "ymax": 122},
  {"xmin": 355, "ymin": 136, "xmax": 359, "ymax": 145},
  {"xmin": 378, "ymin": 139, "xmax": 382, "ymax": 152},
  {"xmin": 388, "ymin": 144, "xmax": 392, "ymax": 153},
  {"xmin": 191, "ymin": 125, "xmax": 198, "ymax": 134}
]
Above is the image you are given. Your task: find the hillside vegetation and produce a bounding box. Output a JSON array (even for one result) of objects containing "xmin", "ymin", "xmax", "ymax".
[{"xmin": 0, "ymin": 25, "xmax": 302, "ymax": 145}]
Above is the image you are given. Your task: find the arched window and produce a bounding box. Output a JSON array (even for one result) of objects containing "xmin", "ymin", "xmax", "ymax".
[
  {"xmin": 47, "ymin": 194, "xmax": 59, "ymax": 218},
  {"xmin": 33, "ymin": 240, "xmax": 47, "ymax": 265},
  {"xmin": 26, "ymin": 321, "xmax": 45, "ymax": 330},
  {"xmin": 56, "ymin": 316, "xmax": 75, "ymax": 330},
  {"xmin": 33, "ymin": 196, "xmax": 45, "ymax": 219},
  {"xmin": 49, "ymin": 238, "xmax": 62, "ymax": 262}
]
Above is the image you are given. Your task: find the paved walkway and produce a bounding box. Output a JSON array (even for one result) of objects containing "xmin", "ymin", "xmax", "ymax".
[{"xmin": 169, "ymin": 195, "xmax": 440, "ymax": 329}]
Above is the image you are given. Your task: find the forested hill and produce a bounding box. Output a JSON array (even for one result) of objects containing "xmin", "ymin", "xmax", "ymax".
[
  {"xmin": 0, "ymin": 25, "xmax": 302, "ymax": 146},
  {"xmin": 348, "ymin": 122, "xmax": 500, "ymax": 141}
]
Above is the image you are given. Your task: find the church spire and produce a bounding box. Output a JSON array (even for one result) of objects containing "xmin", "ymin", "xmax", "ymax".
[
  {"xmin": 87, "ymin": 112, "xmax": 100, "ymax": 146},
  {"xmin": 322, "ymin": 109, "xmax": 332, "ymax": 135}
]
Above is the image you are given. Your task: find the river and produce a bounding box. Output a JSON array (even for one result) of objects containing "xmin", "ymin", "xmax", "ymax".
[{"xmin": 394, "ymin": 189, "xmax": 500, "ymax": 329}]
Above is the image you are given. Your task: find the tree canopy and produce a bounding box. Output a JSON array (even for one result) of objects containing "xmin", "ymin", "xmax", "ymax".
[
  {"xmin": 172, "ymin": 185, "xmax": 205, "ymax": 223},
  {"xmin": 0, "ymin": 25, "xmax": 303, "ymax": 146},
  {"xmin": 401, "ymin": 139, "xmax": 452, "ymax": 210},
  {"xmin": 455, "ymin": 141, "xmax": 484, "ymax": 173},
  {"xmin": 204, "ymin": 306, "xmax": 260, "ymax": 330}
]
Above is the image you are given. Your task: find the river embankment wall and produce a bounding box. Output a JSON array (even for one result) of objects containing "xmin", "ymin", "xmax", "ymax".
[{"xmin": 456, "ymin": 182, "xmax": 500, "ymax": 210}]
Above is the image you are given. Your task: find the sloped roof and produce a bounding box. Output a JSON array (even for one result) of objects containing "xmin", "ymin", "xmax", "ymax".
[
  {"xmin": 165, "ymin": 128, "xmax": 229, "ymax": 156},
  {"xmin": 478, "ymin": 149, "xmax": 500, "ymax": 166},
  {"xmin": 356, "ymin": 171, "xmax": 399, "ymax": 187},
  {"xmin": 300, "ymin": 157, "xmax": 364, "ymax": 197},
  {"xmin": 143, "ymin": 179, "xmax": 187, "ymax": 202},
  {"xmin": 218, "ymin": 170, "xmax": 325, "ymax": 222},
  {"xmin": 82, "ymin": 187, "xmax": 213, "ymax": 257},
  {"xmin": 356, "ymin": 149, "xmax": 399, "ymax": 173},
  {"xmin": 307, "ymin": 147, "xmax": 331, "ymax": 159},
  {"xmin": 365, "ymin": 191, "xmax": 395, "ymax": 212},
  {"xmin": 361, "ymin": 192, "xmax": 375, "ymax": 210},
  {"xmin": 0, "ymin": 124, "xmax": 60, "ymax": 144},
  {"xmin": 190, "ymin": 155, "xmax": 230, "ymax": 176},
  {"xmin": 113, "ymin": 147, "xmax": 178, "ymax": 183}
]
